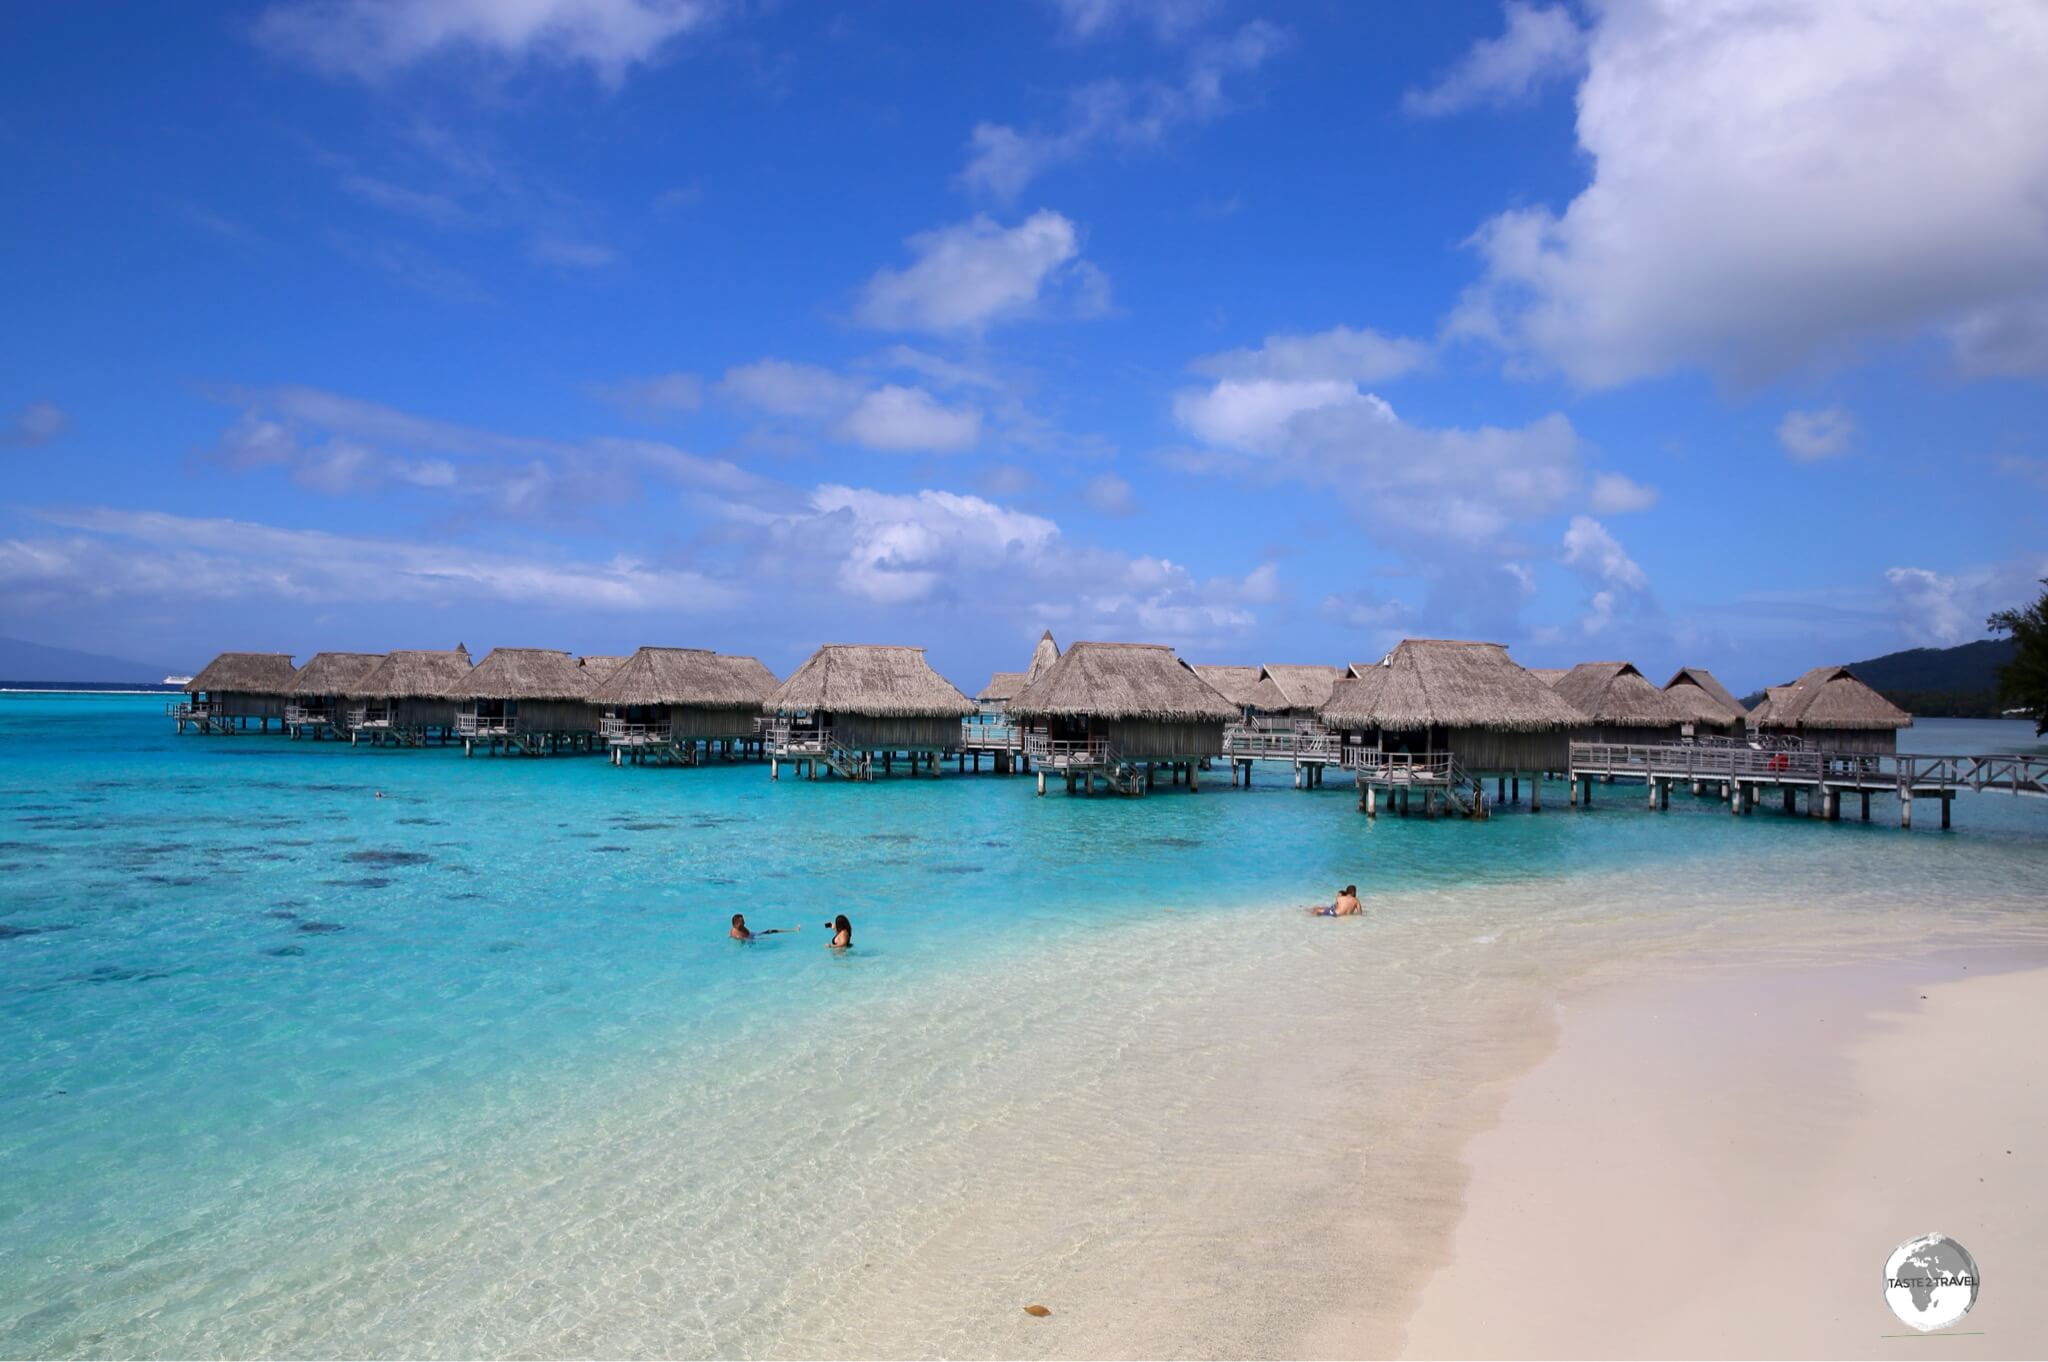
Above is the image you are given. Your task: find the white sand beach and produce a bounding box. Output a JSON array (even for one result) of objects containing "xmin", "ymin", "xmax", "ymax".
[{"xmin": 1389, "ymin": 955, "xmax": 2048, "ymax": 1358}]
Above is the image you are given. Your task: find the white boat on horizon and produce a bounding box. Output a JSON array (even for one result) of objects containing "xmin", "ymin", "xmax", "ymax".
[{"xmin": 162, "ymin": 674, "xmax": 193, "ymax": 686}]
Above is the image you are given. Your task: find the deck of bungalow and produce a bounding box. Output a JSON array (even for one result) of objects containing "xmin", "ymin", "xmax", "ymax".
[{"xmin": 763, "ymin": 645, "xmax": 976, "ymax": 781}]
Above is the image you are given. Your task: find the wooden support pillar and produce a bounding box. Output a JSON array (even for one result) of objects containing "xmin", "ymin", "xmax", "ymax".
[
  {"xmin": 1782, "ymin": 787, "xmax": 1796, "ymax": 815},
  {"xmin": 1148, "ymin": 764, "xmax": 1157, "ymax": 791},
  {"xmin": 1188, "ymin": 762, "xmax": 1199, "ymax": 792},
  {"xmin": 1648, "ymin": 778, "xmax": 1659, "ymax": 810},
  {"xmin": 1860, "ymin": 791, "xmax": 1870, "ymax": 821},
  {"xmin": 1037, "ymin": 770, "xmax": 1047, "ymax": 796},
  {"xmin": 1365, "ymin": 785, "xmax": 1377, "ymax": 818},
  {"xmin": 1824, "ymin": 789, "xmax": 1838, "ymax": 821},
  {"xmin": 1497, "ymin": 775, "xmax": 1506, "ymax": 803},
  {"xmin": 1941, "ymin": 794, "xmax": 1952, "ymax": 830},
  {"xmin": 1530, "ymin": 776, "xmax": 1541, "ymax": 813},
  {"xmin": 1900, "ymin": 793, "xmax": 1912, "ymax": 828},
  {"xmin": 1569, "ymin": 775, "xmax": 1579, "ymax": 807}
]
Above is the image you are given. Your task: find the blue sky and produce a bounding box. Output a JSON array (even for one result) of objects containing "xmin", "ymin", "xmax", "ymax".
[{"xmin": 3, "ymin": 0, "xmax": 2045, "ymax": 693}]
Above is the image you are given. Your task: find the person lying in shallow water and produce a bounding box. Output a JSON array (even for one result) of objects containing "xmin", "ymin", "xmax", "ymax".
[
  {"xmin": 1310, "ymin": 885, "xmax": 1362, "ymax": 917},
  {"xmin": 730, "ymin": 913, "xmax": 796, "ymax": 941}
]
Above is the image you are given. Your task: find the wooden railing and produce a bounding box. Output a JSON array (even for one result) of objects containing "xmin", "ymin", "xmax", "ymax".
[
  {"xmin": 1222, "ymin": 721, "xmax": 1340, "ymax": 761},
  {"xmin": 455, "ymin": 712, "xmax": 515, "ymax": 738},
  {"xmin": 1024, "ymin": 734, "xmax": 1109, "ymax": 768},
  {"xmin": 1568, "ymin": 743, "xmax": 2048, "ymax": 797},
  {"xmin": 601, "ymin": 716, "xmax": 673, "ymax": 746},
  {"xmin": 1341, "ymin": 750, "xmax": 1457, "ymax": 783},
  {"xmin": 765, "ymin": 723, "xmax": 833, "ymax": 754},
  {"xmin": 959, "ymin": 721, "xmax": 1023, "ymax": 750}
]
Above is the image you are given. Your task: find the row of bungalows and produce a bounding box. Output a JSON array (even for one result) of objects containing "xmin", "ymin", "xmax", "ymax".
[
  {"xmin": 285, "ymin": 652, "xmax": 386, "ymax": 738},
  {"xmin": 1008, "ymin": 641, "xmax": 1240, "ymax": 794},
  {"xmin": 1550, "ymin": 661, "xmax": 1694, "ymax": 745},
  {"xmin": 1662, "ymin": 666, "xmax": 1750, "ymax": 738},
  {"xmin": 1322, "ymin": 639, "xmax": 1585, "ymax": 809}
]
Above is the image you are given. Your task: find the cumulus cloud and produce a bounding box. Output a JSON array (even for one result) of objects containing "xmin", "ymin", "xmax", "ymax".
[
  {"xmin": 4, "ymin": 507, "xmax": 736, "ymax": 613},
  {"xmin": 1777, "ymin": 406, "xmax": 1856, "ymax": 461},
  {"xmin": 1453, "ymin": 0, "xmax": 2048, "ymax": 387},
  {"xmin": 1588, "ymin": 471, "xmax": 1658, "ymax": 513},
  {"xmin": 1404, "ymin": 2, "xmax": 1585, "ymax": 117},
  {"xmin": 854, "ymin": 211, "xmax": 1106, "ymax": 333},
  {"xmin": 833, "ymin": 385, "xmax": 982, "ymax": 454},
  {"xmin": 1561, "ymin": 514, "xmax": 1651, "ymax": 636},
  {"xmin": 1, "ymin": 400, "xmax": 70, "ymax": 448},
  {"xmin": 1189, "ymin": 324, "xmax": 1431, "ymax": 385},
  {"xmin": 254, "ymin": 0, "xmax": 715, "ymax": 84},
  {"xmin": 1882, "ymin": 567, "xmax": 1974, "ymax": 647},
  {"xmin": 962, "ymin": 21, "xmax": 1286, "ymax": 199}
]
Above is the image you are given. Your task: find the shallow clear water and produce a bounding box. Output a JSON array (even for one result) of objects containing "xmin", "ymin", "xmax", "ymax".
[{"xmin": 2, "ymin": 700, "xmax": 2044, "ymax": 1356}]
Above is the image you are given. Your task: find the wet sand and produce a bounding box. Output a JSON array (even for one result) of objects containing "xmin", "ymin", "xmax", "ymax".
[{"xmin": 1386, "ymin": 954, "xmax": 2048, "ymax": 1358}]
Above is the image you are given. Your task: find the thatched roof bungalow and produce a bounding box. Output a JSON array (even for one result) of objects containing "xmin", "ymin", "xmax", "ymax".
[
  {"xmin": 286, "ymin": 652, "xmax": 383, "ymax": 726},
  {"xmin": 591, "ymin": 647, "xmax": 771, "ymax": 740},
  {"xmin": 766, "ymin": 644, "xmax": 975, "ymax": 752},
  {"xmin": 578, "ymin": 655, "xmax": 628, "ymax": 685},
  {"xmin": 186, "ymin": 652, "xmax": 297, "ymax": 721},
  {"xmin": 1751, "ymin": 664, "xmax": 1912, "ymax": 754},
  {"xmin": 977, "ymin": 631, "xmax": 1061, "ymax": 715},
  {"xmin": 1008, "ymin": 641, "xmax": 1239, "ymax": 760},
  {"xmin": 717, "ymin": 655, "xmax": 780, "ymax": 703},
  {"xmin": 1528, "ymin": 667, "xmax": 1569, "ymax": 687},
  {"xmin": 1662, "ymin": 667, "xmax": 1748, "ymax": 737},
  {"xmin": 446, "ymin": 647, "xmax": 602, "ymax": 747},
  {"xmin": 1551, "ymin": 661, "xmax": 1690, "ymax": 745},
  {"xmin": 1320, "ymin": 639, "xmax": 1586, "ymax": 772},
  {"xmin": 346, "ymin": 647, "xmax": 472, "ymax": 740}
]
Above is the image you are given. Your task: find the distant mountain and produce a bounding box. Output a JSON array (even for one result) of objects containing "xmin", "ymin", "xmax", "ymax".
[
  {"xmin": 0, "ymin": 636, "xmax": 180, "ymax": 685},
  {"xmin": 1740, "ymin": 638, "xmax": 2018, "ymax": 718}
]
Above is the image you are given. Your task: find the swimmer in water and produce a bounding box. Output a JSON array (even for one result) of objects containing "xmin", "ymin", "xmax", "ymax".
[
  {"xmin": 730, "ymin": 913, "xmax": 795, "ymax": 941},
  {"xmin": 1311, "ymin": 885, "xmax": 1362, "ymax": 917},
  {"xmin": 825, "ymin": 914, "xmax": 852, "ymax": 949}
]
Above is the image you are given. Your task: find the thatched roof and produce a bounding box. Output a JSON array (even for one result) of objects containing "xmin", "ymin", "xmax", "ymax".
[
  {"xmin": 1528, "ymin": 667, "xmax": 1569, "ymax": 686},
  {"xmin": 1009, "ymin": 642, "xmax": 1239, "ymax": 724},
  {"xmin": 589, "ymin": 647, "xmax": 767, "ymax": 709},
  {"xmin": 767, "ymin": 645, "xmax": 974, "ymax": 718},
  {"xmin": 1250, "ymin": 664, "xmax": 1343, "ymax": 712},
  {"xmin": 287, "ymin": 652, "xmax": 384, "ymax": 696},
  {"xmin": 1663, "ymin": 667, "xmax": 1748, "ymax": 725},
  {"xmin": 578, "ymin": 655, "xmax": 628, "ymax": 684},
  {"xmin": 1321, "ymin": 639, "xmax": 1586, "ymax": 731},
  {"xmin": 977, "ymin": 671, "xmax": 1030, "ymax": 703},
  {"xmin": 1750, "ymin": 686, "xmax": 1798, "ymax": 726},
  {"xmin": 717, "ymin": 655, "xmax": 781, "ymax": 702},
  {"xmin": 188, "ymin": 652, "xmax": 296, "ymax": 694},
  {"xmin": 1551, "ymin": 661, "xmax": 1689, "ymax": 727},
  {"xmin": 445, "ymin": 648, "xmax": 595, "ymax": 701},
  {"xmin": 348, "ymin": 648, "xmax": 473, "ymax": 699},
  {"xmin": 1191, "ymin": 665, "xmax": 1262, "ymax": 707},
  {"xmin": 1028, "ymin": 630, "xmax": 1060, "ymax": 682},
  {"xmin": 1755, "ymin": 665, "xmax": 1912, "ymax": 731}
]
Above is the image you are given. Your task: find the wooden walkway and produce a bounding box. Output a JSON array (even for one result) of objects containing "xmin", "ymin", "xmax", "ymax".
[{"xmin": 1567, "ymin": 741, "xmax": 2048, "ymax": 826}]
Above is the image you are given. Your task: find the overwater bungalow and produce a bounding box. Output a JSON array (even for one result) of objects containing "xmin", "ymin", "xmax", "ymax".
[
  {"xmin": 975, "ymin": 630, "xmax": 1061, "ymax": 718},
  {"xmin": 1007, "ymin": 641, "xmax": 1238, "ymax": 795},
  {"xmin": 284, "ymin": 652, "xmax": 384, "ymax": 739},
  {"xmin": 345, "ymin": 647, "xmax": 473, "ymax": 747},
  {"xmin": 578, "ymin": 655, "xmax": 629, "ymax": 687},
  {"xmin": 1750, "ymin": 664, "xmax": 1912, "ymax": 754},
  {"xmin": 1662, "ymin": 666, "xmax": 1749, "ymax": 739},
  {"xmin": 763, "ymin": 644, "xmax": 976, "ymax": 780},
  {"xmin": 1551, "ymin": 661, "xmax": 1690, "ymax": 745},
  {"xmin": 717, "ymin": 654, "xmax": 780, "ymax": 703},
  {"xmin": 1243, "ymin": 664, "xmax": 1344, "ymax": 728},
  {"xmin": 175, "ymin": 652, "xmax": 298, "ymax": 734},
  {"xmin": 590, "ymin": 646, "xmax": 773, "ymax": 766},
  {"xmin": 446, "ymin": 648, "xmax": 606, "ymax": 756},
  {"xmin": 1320, "ymin": 639, "xmax": 1586, "ymax": 814}
]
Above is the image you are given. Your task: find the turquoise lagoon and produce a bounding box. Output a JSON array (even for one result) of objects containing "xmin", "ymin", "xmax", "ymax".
[{"xmin": 2, "ymin": 695, "xmax": 2045, "ymax": 1357}]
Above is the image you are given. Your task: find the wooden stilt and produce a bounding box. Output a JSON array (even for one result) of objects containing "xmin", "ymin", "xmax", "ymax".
[
  {"xmin": 1860, "ymin": 791, "xmax": 1870, "ymax": 821},
  {"xmin": 1901, "ymin": 793, "xmax": 1912, "ymax": 828},
  {"xmin": 1941, "ymin": 794, "xmax": 1951, "ymax": 830}
]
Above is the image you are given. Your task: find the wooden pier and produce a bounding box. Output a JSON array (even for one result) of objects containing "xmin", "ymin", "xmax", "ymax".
[
  {"xmin": 1220, "ymin": 720, "xmax": 1342, "ymax": 789},
  {"xmin": 1566, "ymin": 741, "xmax": 2048, "ymax": 827}
]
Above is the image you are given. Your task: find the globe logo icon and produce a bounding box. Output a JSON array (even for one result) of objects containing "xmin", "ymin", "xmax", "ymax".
[{"xmin": 1884, "ymin": 1233, "xmax": 1980, "ymax": 1332}]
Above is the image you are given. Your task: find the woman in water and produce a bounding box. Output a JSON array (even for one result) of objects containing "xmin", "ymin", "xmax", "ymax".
[{"xmin": 826, "ymin": 914, "xmax": 852, "ymax": 949}]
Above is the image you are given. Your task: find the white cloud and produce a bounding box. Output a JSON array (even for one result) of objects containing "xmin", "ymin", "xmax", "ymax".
[
  {"xmin": 717, "ymin": 360, "xmax": 865, "ymax": 419},
  {"xmin": 1588, "ymin": 471, "xmax": 1658, "ymax": 513},
  {"xmin": 596, "ymin": 371, "xmax": 703, "ymax": 418},
  {"xmin": 833, "ymin": 385, "xmax": 982, "ymax": 454},
  {"xmin": 961, "ymin": 21, "xmax": 1286, "ymax": 199},
  {"xmin": 784, "ymin": 486, "xmax": 1061, "ymax": 605},
  {"xmin": 1, "ymin": 400, "xmax": 71, "ymax": 448},
  {"xmin": 1049, "ymin": 0, "xmax": 1221, "ymax": 43},
  {"xmin": 854, "ymin": 211, "xmax": 1104, "ymax": 333},
  {"xmin": 254, "ymin": 0, "xmax": 715, "ymax": 84},
  {"xmin": 1189, "ymin": 324, "xmax": 1431, "ymax": 385},
  {"xmin": 1561, "ymin": 514, "xmax": 1648, "ymax": 593},
  {"xmin": 1777, "ymin": 406, "xmax": 1856, "ymax": 461},
  {"xmin": 1453, "ymin": 0, "xmax": 2048, "ymax": 387},
  {"xmin": 1883, "ymin": 566, "xmax": 1973, "ymax": 647},
  {"xmin": 1081, "ymin": 471, "xmax": 1140, "ymax": 516},
  {"xmin": 1174, "ymin": 378, "xmax": 1394, "ymax": 452},
  {"xmin": 5, "ymin": 507, "xmax": 735, "ymax": 613},
  {"xmin": 1405, "ymin": 2, "xmax": 1585, "ymax": 117}
]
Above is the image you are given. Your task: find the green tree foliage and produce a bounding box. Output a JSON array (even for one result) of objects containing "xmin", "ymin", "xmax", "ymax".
[{"xmin": 1989, "ymin": 578, "xmax": 2048, "ymax": 734}]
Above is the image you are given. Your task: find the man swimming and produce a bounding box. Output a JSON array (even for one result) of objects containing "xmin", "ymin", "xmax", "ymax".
[{"xmin": 730, "ymin": 913, "xmax": 795, "ymax": 941}]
